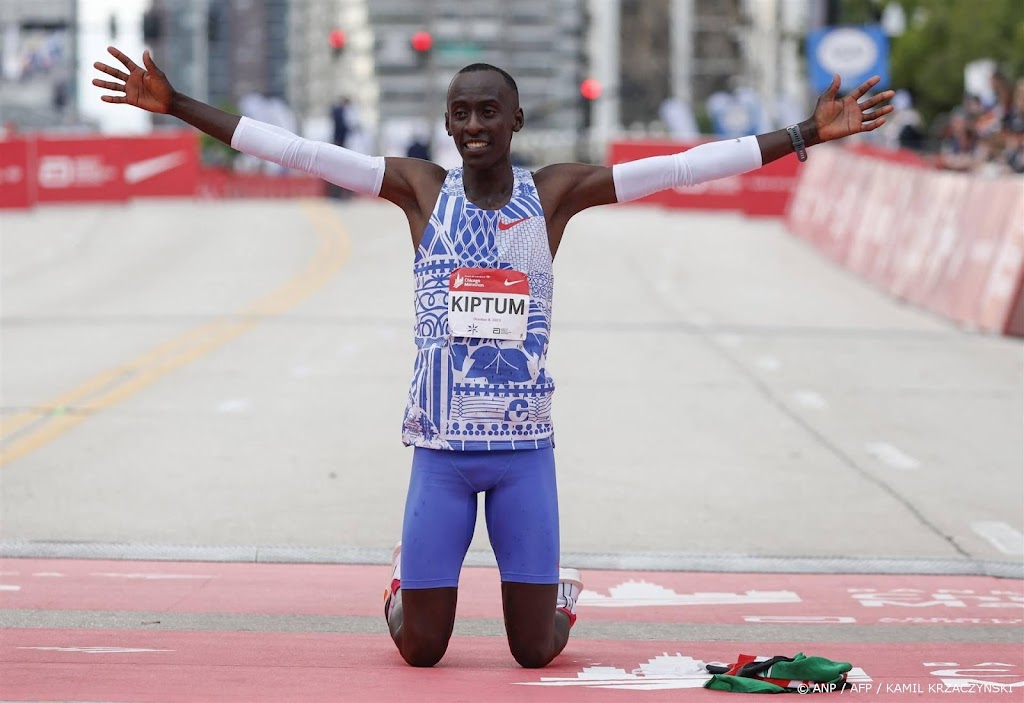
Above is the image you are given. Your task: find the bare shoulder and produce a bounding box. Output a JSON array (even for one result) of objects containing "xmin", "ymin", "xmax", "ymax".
[
  {"xmin": 534, "ymin": 162, "xmax": 617, "ymax": 218},
  {"xmin": 378, "ymin": 157, "xmax": 447, "ymax": 247},
  {"xmin": 380, "ymin": 156, "xmax": 447, "ymax": 212}
]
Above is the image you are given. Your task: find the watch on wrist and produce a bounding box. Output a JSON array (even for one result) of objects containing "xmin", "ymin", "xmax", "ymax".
[{"xmin": 787, "ymin": 124, "xmax": 808, "ymax": 162}]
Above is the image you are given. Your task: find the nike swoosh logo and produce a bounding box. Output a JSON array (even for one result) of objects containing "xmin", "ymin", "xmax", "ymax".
[
  {"xmin": 124, "ymin": 152, "xmax": 188, "ymax": 184},
  {"xmin": 503, "ymin": 278, "xmax": 526, "ymax": 286},
  {"xmin": 498, "ymin": 217, "xmax": 531, "ymax": 231}
]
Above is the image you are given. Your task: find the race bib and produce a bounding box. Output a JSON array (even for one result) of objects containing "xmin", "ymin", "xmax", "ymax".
[{"xmin": 448, "ymin": 267, "xmax": 529, "ymax": 341}]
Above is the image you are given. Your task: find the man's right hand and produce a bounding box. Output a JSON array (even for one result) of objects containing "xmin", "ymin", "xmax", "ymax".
[{"xmin": 93, "ymin": 46, "xmax": 174, "ymax": 114}]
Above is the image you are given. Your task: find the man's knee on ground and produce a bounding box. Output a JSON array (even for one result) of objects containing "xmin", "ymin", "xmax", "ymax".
[
  {"xmin": 400, "ymin": 634, "xmax": 451, "ymax": 668},
  {"xmin": 508, "ymin": 639, "xmax": 554, "ymax": 669}
]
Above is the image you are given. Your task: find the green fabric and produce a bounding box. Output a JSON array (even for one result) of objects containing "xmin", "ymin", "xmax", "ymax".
[
  {"xmin": 768, "ymin": 653, "xmax": 852, "ymax": 685},
  {"xmin": 704, "ymin": 675, "xmax": 787, "ymax": 693},
  {"xmin": 705, "ymin": 653, "xmax": 855, "ymax": 693}
]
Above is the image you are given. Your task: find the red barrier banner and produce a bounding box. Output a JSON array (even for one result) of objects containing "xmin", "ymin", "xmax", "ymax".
[
  {"xmin": 196, "ymin": 168, "xmax": 326, "ymax": 199},
  {"xmin": 901, "ymin": 172, "xmax": 971, "ymax": 310},
  {"xmin": 936, "ymin": 179, "xmax": 1017, "ymax": 326},
  {"xmin": 978, "ymin": 183, "xmax": 1024, "ymax": 334},
  {"xmin": 786, "ymin": 144, "xmax": 1024, "ymax": 337},
  {"xmin": 846, "ymin": 161, "xmax": 918, "ymax": 282},
  {"xmin": 121, "ymin": 132, "xmax": 201, "ymax": 198},
  {"xmin": 740, "ymin": 155, "xmax": 801, "ymax": 217},
  {"xmin": 816, "ymin": 151, "xmax": 877, "ymax": 264},
  {"xmin": 785, "ymin": 145, "xmax": 840, "ymax": 244},
  {"xmin": 33, "ymin": 136, "xmax": 128, "ymax": 203},
  {"xmin": 0, "ymin": 139, "xmax": 32, "ymax": 208}
]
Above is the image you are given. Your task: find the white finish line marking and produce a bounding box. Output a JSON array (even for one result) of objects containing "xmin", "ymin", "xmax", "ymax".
[
  {"xmin": 518, "ymin": 654, "xmax": 872, "ymax": 691},
  {"xmin": 18, "ymin": 646, "xmax": 174, "ymax": 654},
  {"xmin": 579, "ymin": 580, "xmax": 800, "ymax": 607},
  {"xmin": 90, "ymin": 572, "xmax": 213, "ymax": 580},
  {"xmin": 865, "ymin": 442, "xmax": 921, "ymax": 470},
  {"xmin": 793, "ymin": 390, "xmax": 828, "ymax": 410},
  {"xmin": 972, "ymin": 522, "xmax": 1024, "ymax": 556},
  {"xmin": 744, "ymin": 615, "xmax": 857, "ymax": 624},
  {"xmin": 0, "ymin": 584, "xmax": 21, "ymax": 591}
]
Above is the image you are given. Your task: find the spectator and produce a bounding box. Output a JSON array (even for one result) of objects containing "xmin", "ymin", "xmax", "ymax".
[
  {"xmin": 1001, "ymin": 79, "xmax": 1024, "ymax": 174},
  {"xmin": 937, "ymin": 109, "xmax": 979, "ymax": 171},
  {"xmin": 406, "ymin": 133, "xmax": 431, "ymax": 161},
  {"xmin": 329, "ymin": 97, "xmax": 353, "ymax": 198},
  {"xmin": 878, "ymin": 89, "xmax": 924, "ymax": 151},
  {"xmin": 331, "ymin": 96, "xmax": 351, "ymax": 149},
  {"xmin": 978, "ymin": 72, "xmax": 1013, "ymax": 138}
]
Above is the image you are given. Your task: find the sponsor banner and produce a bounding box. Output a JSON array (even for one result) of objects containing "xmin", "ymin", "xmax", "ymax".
[
  {"xmin": 33, "ymin": 135, "xmax": 128, "ymax": 203},
  {"xmin": 120, "ymin": 132, "xmax": 200, "ymax": 198},
  {"xmin": 0, "ymin": 132, "xmax": 328, "ymax": 208},
  {"xmin": 0, "ymin": 139, "xmax": 32, "ymax": 208},
  {"xmin": 806, "ymin": 24, "xmax": 890, "ymax": 94}
]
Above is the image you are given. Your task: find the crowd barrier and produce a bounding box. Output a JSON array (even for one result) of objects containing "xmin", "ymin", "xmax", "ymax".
[
  {"xmin": 786, "ymin": 145, "xmax": 1024, "ymax": 337},
  {"xmin": 0, "ymin": 132, "xmax": 325, "ymax": 209}
]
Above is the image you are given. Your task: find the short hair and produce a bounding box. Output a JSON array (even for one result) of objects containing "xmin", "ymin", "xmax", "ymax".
[{"xmin": 454, "ymin": 63, "xmax": 519, "ymax": 96}]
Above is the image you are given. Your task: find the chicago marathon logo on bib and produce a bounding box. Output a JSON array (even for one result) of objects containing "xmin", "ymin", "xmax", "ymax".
[{"xmin": 448, "ymin": 267, "xmax": 529, "ymax": 341}]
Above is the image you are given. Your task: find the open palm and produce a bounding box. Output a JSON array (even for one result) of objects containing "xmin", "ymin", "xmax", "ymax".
[
  {"xmin": 92, "ymin": 46, "xmax": 174, "ymax": 114},
  {"xmin": 813, "ymin": 74, "xmax": 894, "ymax": 143}
]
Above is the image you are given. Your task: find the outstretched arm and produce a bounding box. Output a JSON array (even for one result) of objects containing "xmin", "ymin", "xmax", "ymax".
[
  {"xmin": 94, "ymin": 46, "xmax": 239, "ymax": 143},
  {"xmin": 93, "ymin": 45, "xmax": 444, "ymax": 233},
  {"xmin": 537, "ymin": 74, "xmax": 895, "ymax": 222}
]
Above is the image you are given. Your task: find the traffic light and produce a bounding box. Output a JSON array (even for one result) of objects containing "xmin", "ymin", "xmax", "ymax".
[
  {"xmin": 411, "ymin": 30, "xmax": 432, "ymax": 67},
  {"xmin": 579, "ymin": 78, "xmax": 602, "ymax": 129},
  {"xmin": 329, "ymin": 29, "xmax": 347, "ymax": 59},
  {"xmin": 580, "ymin": 78, "xmax": 602, "ymax": 101}
]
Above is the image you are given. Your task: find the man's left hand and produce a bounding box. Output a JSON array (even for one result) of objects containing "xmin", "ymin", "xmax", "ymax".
[{"xmin": 812, "ymin": 74, "xmax": 895, "ymax": 143}]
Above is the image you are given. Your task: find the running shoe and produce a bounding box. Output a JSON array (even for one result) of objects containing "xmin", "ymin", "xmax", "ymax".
[
  {"xmin": 556, "ymin": 567, "xmax": 583, "ymax": 627},
  {"xmin": 383, "ymin": 541, "xmax": 401, "ymax": 622}
]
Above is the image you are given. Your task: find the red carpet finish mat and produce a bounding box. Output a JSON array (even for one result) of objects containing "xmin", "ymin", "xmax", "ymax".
[{"xmin": 1, "ymin": 559, "xmax": 1020, "ymax": 702}]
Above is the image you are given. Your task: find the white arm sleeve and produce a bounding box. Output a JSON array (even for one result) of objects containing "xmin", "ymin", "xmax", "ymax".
[
  {"xmin": 230, "ymin": 116, "xmax": 385, "ymax": 196},
  {"xmin": 611, "ymin": 135, "xmax": 763, "ymax": 203}
]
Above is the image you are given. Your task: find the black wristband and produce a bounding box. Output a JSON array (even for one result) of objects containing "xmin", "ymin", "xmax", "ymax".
[{"xmin": 787, "ymin": 125, "xmax": 808, "ymax": 162}]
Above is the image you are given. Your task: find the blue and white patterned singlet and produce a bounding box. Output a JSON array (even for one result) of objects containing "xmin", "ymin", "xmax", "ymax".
[{"xmin": 402, "ymin": 167, "xmax": 555, "ymax": 451}]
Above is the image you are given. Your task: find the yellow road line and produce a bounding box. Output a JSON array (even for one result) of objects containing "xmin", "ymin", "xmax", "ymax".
[{"xmin": 0, "ymin": 201, "xmax": 350, "ymax": 467}]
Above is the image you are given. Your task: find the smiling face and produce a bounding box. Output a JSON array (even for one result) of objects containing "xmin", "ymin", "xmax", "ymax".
[{"xmin": 445, "ymin": 69, "xmax": 524, "ymax": 168}]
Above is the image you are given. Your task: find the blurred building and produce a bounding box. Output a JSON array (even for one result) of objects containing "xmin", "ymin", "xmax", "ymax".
[
  {"xmin": 6, "ymin": 0, "xmax": 817, "ymax": 147},
  {"xmin": 618, "ymin": 0, "xmax": 811, "ymax": 134},
  {"xmin": 366, "ymin": 0, "xmax": 586, "ymax": 130},
  {"xmin": 0, "ymin": 0, "xmax": 76, "ymax": 130},
  {"xmin": 144, "ymin": 0, "xmax": 376, "ymax": 139}
]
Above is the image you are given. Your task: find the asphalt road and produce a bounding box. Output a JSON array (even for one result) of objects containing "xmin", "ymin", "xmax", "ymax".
[{"xmin": 2, "ymin": 198, "xmax": 1021, "ymax": 575}]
